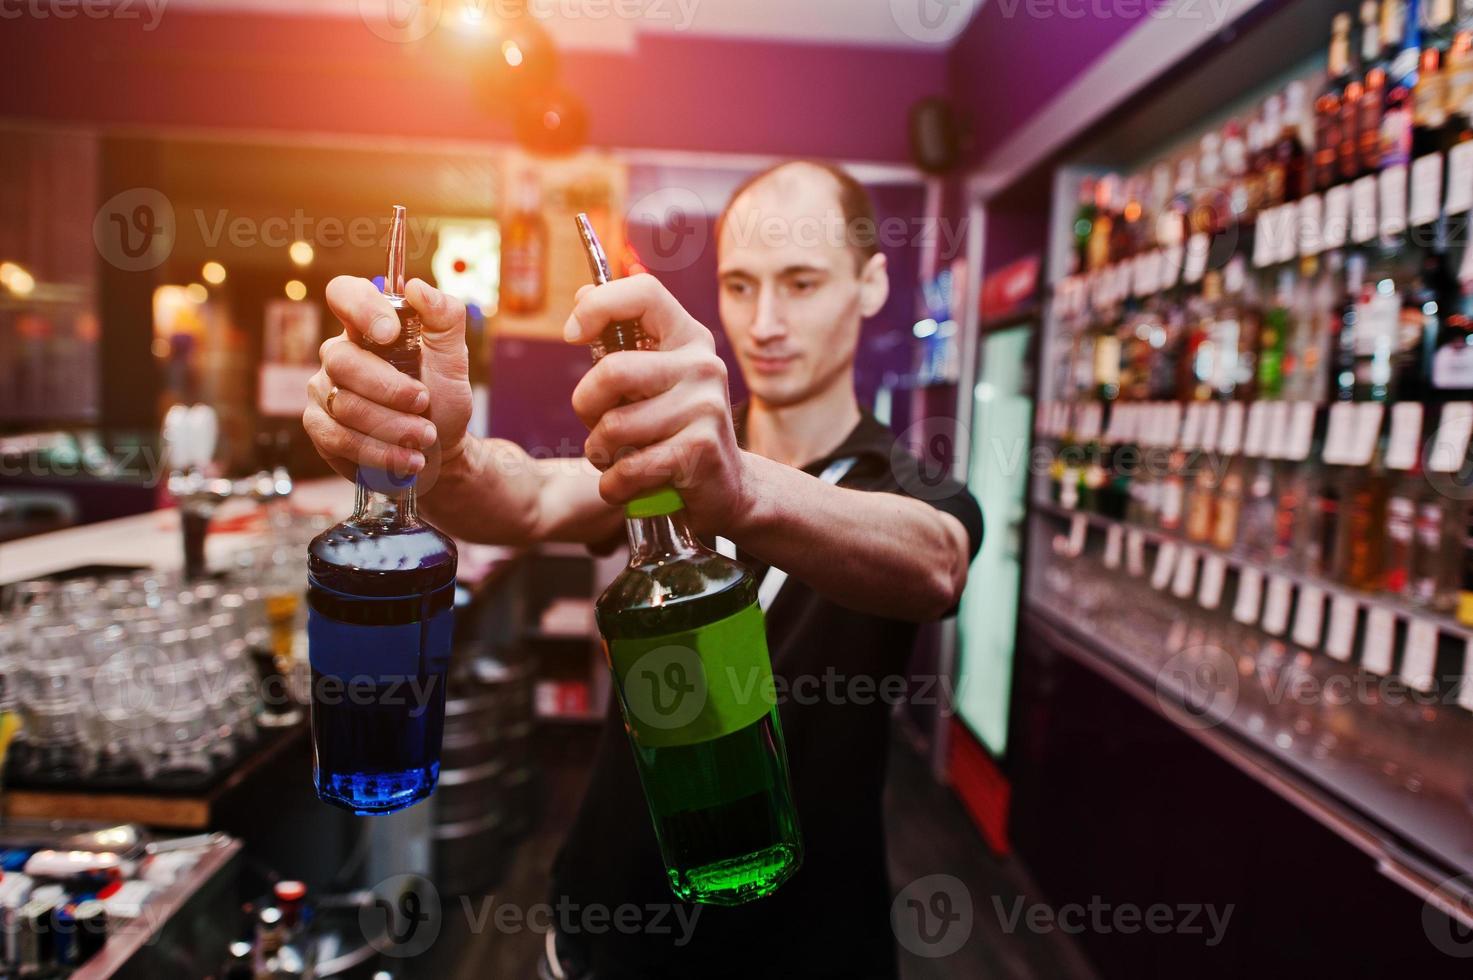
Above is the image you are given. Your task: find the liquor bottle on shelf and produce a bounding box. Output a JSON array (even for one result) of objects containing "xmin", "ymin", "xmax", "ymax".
[
  {"xmin": 306, "ymin": 206, "xmax": 458, "ymax": 815},
  {"xmin": 1415, "ymin": 47, "xmax": 1451, "ymax": 155},
  {"xmin": 1192, "ymin": 133, "xmax": 1226, "ymax": 238},
  {"xmin": 1275, "ymin": 462, "xmax": 1315, "ymax": 569},
  {"xmin": 1337, "ymin": 469, "xmax": 1388, "ymax": 589},
  {"xmin": 1339, "ymin": 77, "xmax": 1367, "ymax": 182},
  {"xmin": 1223, "ymin": 120, "xmax": 1253, "ymax": 227},
  {"xmin": 1331, "ymin": 252, "xmax": 1366, "ymax": 401},
  {"xmin": 1184, "ymin": 463, "xmax": 1218, "ymax": 543},
  {"xmin": 1458, "ymin": 506, "xmax": 1473, "ymax": 625},
  {"xmin": 1329, "ymin": 10, "xmax": 1357, "ymax": 96},
  {"xmin": 1239, "ymin": 458, "xmax": 1279, "ymax": 561},
  {"xmin": 1382, "ymin": 477, "xmax": 1419, "ymax": 595},
  {"xmin": 1273, "ymin": 81, "xmax": 1311, "ymax": 203},
  {"xmin": 1158, "ymin": 449, "xmax": 1188, "ymax": 533},
  {"xmin": 1363, "ymin": 0, "xmax": 1386, "ymax": 77},
  {"xmin": 1411, "ymin": 492, "xmax": 1461, "ymax": 609},
  {"xmin": 500, "ymin": 171, "xmax": 549, "ymax": 315},
  {"xmin": 1087, "ymin": 174, "xmax": 1118, "ymax": 271},
  {"xmin": 1430, "ymin": 275, "xmax": 1473, "ymax": 397},
  {"xmin": 1427, "ymin": 0, "xmax": 1456, "ymax": 54},
  {"xmin": 1211, "ymin": 465, "xmax": 1244, "ymax": 551},
  {"xmin": 574, "ymin": 214, "xmax": 802, "ymax": 906},
  {"xmin": 1258, "ymin": 268, "xmax": 1294, "ymax": 399},
  {"xmin": 1071, "ymin": 177, "xmax": 1098, "ymax": 275}
]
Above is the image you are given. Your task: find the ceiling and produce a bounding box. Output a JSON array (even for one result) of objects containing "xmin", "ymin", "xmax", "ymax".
[{"xmin": 159, "ymin": 0, "xmax": 982, "ymax": 50}]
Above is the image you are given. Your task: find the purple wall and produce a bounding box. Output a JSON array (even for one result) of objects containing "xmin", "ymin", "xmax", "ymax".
[{"xmin": 0, "ymin": 12, "xmax": 946, "ymax": 165}]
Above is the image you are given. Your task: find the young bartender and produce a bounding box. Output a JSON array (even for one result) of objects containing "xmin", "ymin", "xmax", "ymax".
[{"xmin": 302, "ymin": 160, "xmax": 983, "ymax": 978}]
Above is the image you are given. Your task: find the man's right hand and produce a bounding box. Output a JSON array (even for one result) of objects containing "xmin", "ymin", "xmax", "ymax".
[{"xmin": 303, "ymin": 276, "xmax": 473, "ymax": 487}]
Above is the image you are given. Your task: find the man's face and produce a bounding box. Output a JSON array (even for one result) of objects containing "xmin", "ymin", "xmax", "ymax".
[{"xmin": 716, "ymin": 167, "xmax": 887, "ymax": 408}]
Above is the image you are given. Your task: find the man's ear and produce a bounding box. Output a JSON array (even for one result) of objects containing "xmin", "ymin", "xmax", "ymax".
[{"xmin": 858, "ymin": 252, "xmax": 889, "ymax": 318}]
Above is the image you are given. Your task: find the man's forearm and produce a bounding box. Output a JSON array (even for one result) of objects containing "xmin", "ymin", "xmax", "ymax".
[
  {"xmin": 419, "ymin": 437, "xmax": 621, "ymax": 546},
  {"xmin": 730, "ymin": 453, "xmax": 971, "ymax": 622}
]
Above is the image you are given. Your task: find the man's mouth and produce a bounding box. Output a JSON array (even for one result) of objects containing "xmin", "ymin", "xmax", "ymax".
[{"xmin": 747, "ymin": 353, "xmax": 797, "ymax": 374}]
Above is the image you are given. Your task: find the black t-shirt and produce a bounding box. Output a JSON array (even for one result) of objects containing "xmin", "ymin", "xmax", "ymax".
[{"xmin": 549, "ymin": 409, "xmax": 984, "ymax": 980}]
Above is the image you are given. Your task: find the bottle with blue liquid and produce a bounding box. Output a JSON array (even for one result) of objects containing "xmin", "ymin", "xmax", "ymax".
[{"xmin": 307, "ymin": 205, "xmax": 457, "ymax": 815}]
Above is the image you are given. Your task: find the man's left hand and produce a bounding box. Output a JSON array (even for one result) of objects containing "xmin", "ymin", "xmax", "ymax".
[{"xmin": 565, "ymin": 274, "xmax": 752, "ymax": 535}]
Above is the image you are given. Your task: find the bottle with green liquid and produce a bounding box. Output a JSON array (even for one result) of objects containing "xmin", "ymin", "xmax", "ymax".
[{"xmin": 573, "ymin": 214, "xmax": 802, "ymax": 906}]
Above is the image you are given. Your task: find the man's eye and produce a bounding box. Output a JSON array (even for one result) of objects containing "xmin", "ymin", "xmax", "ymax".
[
  {"xmin": 724, "ymin": 280, "xmax": 752, "ymax": 297},
  {"xmin": 790, "ymin": 279, "xmax": 818, "ymax": 294}
]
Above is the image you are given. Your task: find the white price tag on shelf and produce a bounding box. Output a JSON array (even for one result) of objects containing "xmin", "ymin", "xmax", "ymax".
[
  {"xmin": 1218, "ymin": 402, "xmax": 1245, "ymax": 455},
  {"xmin": 1409, "ymin": 154, "xmax": 1444, "ymax": 227},
  {"xmin": 1378, "ymin": 163, "xmax": 1408, "ymax": 237},
  {"xmin": 1233, "ymin": 567, "xmax": 1264, "ymax": 625},
  {"xmin": 1067, "ymin": 513, "xmax": 1088, "ymax": 557},
  {"xmin": 1361, "ymin": 607, "xmax": 1397, "ymax": 675},
  {"xmin": 1252, "ymin": 206, "xmax": 1277, "ymax": 268},
  {"xmin": 1286, "ymin": 402, "xmax": 1316, "ymax": 461},
  {"xmin": 1385, "ymin": 402, "xmax": 1424, "ymax": 470},
  {"xmin": 1152, "ymin": 541, "xmax": 1179, "ymax": 590},
  {"xmin": 1242, "ymin": 401, "xmax": 1270, "ymax": 456},
  {"xmin": 1322, "ymin": 402, "xmax": 1356, "ymax": 464},
  {"xmin": 1160, "ymin": 245, "xmax": 1183, "ymax": 290},
  {"xmin": 1349, "ymin": 402, "xmax": 1385, "ymax": 466},
  {"xmin": 1428, "ymin": 402, "xmax": 1473, "ymax": 472},
  {"xmin": 1401, "ymin": 618, "xmax": 1439, "ymax": 693},
  {"xmin": 1275, "ymin": 202, "xmax": 1300, "ymax": 265},
  {"xmin": 1325, "ymin": 595, "xmax": 1358, "ymax": 661},
  {"xmin": 1292, "ymin": 584, "xmax": 1326, "ymax": 648},
  {"xmin": 1103, "ymin": 523, "xmax": 1124, "ymax": 569},
  {"xmin": 1447, "ymin": 140, "xmax": 1473, "ymax": 215},
  {"xmin": 1351, "ymin": 175, "xmax": 1379, "ymax": 243},
  {"xmin": 1126, "ymin": 529, "xmax": 1146, "ymax": 577},
  {"xmin": 1163, "ymin": 402, "xmax": 1184, "ymax": 448},
  {"xmin": 1198, "ymin": 554, "xmax": 1227, "ymax": 610},
  {"xmin": 1297, "ymin": 192, "xmax": 1324, "ymax": 256},
  {"xmin": 1261, "ymin": 574, "xmax": 1293, "ymax": 636},
  {"xmin": 1171, "ymin": 546, "xmax": 1199, "ymax": 599},
  {"xmin": 1200, "ymin": 402, "xmax": 1223, "ymax": 453},
  {"xmin": 1459, "ymin": 639, "xmax": 1473, "ymax": 711},
  {"xmin": 1322, "ymin": 184, "xmax": 1351, "ymax": 249},
  {"xmin": 1264, "ymin": 401, "xmax": 1293, "ymax": 459},
  {"xmin": 1183, "ymin": 233, "xmax": 1210, "ymax": 284},
  {"xmin": 1180, "ymin": 403, "xmax": 1205, "ymax": 449}
]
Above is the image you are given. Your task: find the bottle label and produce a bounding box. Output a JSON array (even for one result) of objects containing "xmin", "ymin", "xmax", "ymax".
[
  {"xmin": 607, "ymin": 602, "xmax": 775, "ymax": 748},
  {"xmin": 307, "ymin": 584, "xmax": 454, "ymax": 683}
]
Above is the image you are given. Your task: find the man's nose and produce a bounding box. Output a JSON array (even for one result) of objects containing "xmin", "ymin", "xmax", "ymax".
[{"xmin": 749, "ymin": 290, "xmax": 786, "ymax": 342}]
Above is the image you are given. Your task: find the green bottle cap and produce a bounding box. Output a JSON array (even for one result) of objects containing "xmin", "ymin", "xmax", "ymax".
[{"xmin": 626, "ymin": 487, "xmax": 685, "ymax": 518}]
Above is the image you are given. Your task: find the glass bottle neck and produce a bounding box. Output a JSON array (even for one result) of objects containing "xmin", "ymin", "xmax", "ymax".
[
  {"xmin": 353, "ymin": 468, "xmax": 418, "ymax": 526},
  {"xmin": 626, "ymin": 510, "xmax": 702, "ymax": 563}
]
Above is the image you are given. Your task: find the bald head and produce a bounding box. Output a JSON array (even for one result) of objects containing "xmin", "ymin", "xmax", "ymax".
[{"xmin": 716, "ymin": 160, "xmax": 880, "ymax": 273}]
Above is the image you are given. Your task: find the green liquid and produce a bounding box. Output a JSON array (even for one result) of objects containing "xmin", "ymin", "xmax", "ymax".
[{"xmin": 597, "ymin": 554, "xmax": 803, "ymax": 906}]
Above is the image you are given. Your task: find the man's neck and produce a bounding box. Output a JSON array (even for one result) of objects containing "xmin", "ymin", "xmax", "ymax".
[{"xmin": 745, "ymin": 379, "xmax": 862, "ymax": 469}]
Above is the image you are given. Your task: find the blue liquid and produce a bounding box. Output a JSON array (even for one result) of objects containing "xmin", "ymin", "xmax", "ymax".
[{"xmin": 308, "ymin": 519, "xmax": 456, "ymax": 816}]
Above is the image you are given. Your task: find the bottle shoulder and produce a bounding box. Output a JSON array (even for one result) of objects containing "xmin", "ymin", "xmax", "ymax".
[
  {"xmin": 596, "ymin": 549, "xmax": 757, "ymax": 640},
  {"xmin": 308, "ymin": 519, "xmax": 457, "ymax": 594}
]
